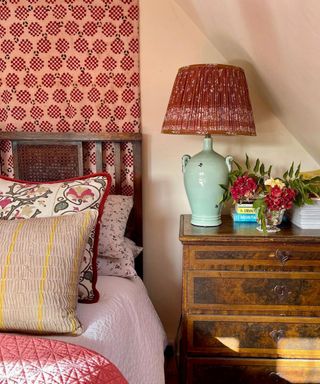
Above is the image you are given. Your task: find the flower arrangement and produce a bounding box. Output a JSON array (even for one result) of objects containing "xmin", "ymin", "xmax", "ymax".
[{"xmin": 222, "ymin": 155, "xmax": 320, "ymax": 232}]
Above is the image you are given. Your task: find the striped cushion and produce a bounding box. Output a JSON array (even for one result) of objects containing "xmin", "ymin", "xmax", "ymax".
[{"xmin": 0, "ymin": 211, "xmax": 97, "ymax": 335}]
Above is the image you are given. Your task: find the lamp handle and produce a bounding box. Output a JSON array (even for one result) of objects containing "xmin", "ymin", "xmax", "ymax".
[
  {"xmin": 182, "ymin": 154, "xmax": 191, "ymax": 173},
  {"xmin": 225, "ymin": 155, "xmax": 233, "ymax": 172}
]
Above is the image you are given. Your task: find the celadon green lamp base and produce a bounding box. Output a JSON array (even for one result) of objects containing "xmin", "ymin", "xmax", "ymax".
[{"xmin": 182, "ymin": 136, "xmax": 232, "ymax": 227}]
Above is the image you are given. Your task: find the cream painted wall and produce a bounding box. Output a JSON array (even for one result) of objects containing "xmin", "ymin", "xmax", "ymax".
[
  {"xmin": 140, "ymin": 0, "xmax": 319, "ymax": 342},
  {"xmin": 174, "ymin": 0, "xmax": 320, "ymax": 164}
]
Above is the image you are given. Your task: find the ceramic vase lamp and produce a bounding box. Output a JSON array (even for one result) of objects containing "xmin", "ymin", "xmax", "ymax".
[{"xmin": 162, "ymin": 64, "xmax": 256, "ymax": 227}]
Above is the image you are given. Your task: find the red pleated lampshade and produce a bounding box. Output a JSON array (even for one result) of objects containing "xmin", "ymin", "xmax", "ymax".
[{"xmin": 162, "ymin": 64, "xmax": 256, "ymax": 136}]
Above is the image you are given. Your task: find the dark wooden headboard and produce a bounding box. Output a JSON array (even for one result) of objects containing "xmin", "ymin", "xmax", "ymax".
[{"xmin": 0, "ymin": 131, "xmax": 143, "ymax": 277}]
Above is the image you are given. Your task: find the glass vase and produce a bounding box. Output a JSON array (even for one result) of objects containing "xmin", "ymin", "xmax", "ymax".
[{"xmin": 256, "ymin": 209, "xmax": 285, "ymax": 233}]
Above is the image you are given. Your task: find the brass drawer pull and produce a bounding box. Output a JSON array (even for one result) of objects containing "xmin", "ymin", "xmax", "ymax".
[
  {"xmin": 269, "ymin": 329, "xmax": 285, "ymax": 343},
  {"xmin": 268, "ymin": 371, "xmax": 282, "ymax": 383},
  {"xmin": 273, "ymin": 284, "xmax": 289, "ymax": 298},
  {"xmin": 276, "ymin": 249, "xmax": 291, "ymax": 265}
]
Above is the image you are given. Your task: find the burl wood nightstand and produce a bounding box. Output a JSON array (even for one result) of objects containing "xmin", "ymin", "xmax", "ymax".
[{"xmin": 179, "ymin": 214, "xmax": 320, "ymax": 384}]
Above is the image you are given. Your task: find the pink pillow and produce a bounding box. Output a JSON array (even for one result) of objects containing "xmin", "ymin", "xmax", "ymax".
[
  {"xmin": 0, "ymin": 173, "xmax": 111, "ymax": 303},
  {"xmin": 97, "ymin": 237, "xmax": 142, "ymax": 278},
  {"xmin": 98, "ymin": 195, "xmax": 134, "ymax": 259}
]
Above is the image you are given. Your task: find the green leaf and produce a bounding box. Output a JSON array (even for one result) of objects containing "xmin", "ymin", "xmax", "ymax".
[
  {"xmin": 267, "ymin": 165, "xmax": 272, "ymax": 177},
  {"xmin": 283, "ymin": 170, "xmax": 288, "ymax": 180},
  {"xmin": 253, "ymin": 198, "xmax": 264, "ymax": 209},
  {"xmin": 305, "ymin": 198, "xmax": 314, "ymax": 205},
  {"xmin": 233, "ymin": 161, "xmax": 242, "ymax": 172},
  {"xmin": 295, "ymin": 163, "xmax": 301, "ymax": 178},
  {"xmin": 253, "ymin": 159, "xmax": 260, "ymax": 173},
  {"xmin": 254, "ymin": 202, "xmax": 267, "ymax": 232},
  {"xmin": 245, "ymin": 154, "xmax": 250, "ymax": 170},
  {"xmin": 260, "ymin": 163, "xmax": 265, "ymax": 176},
  {"xmin": 309, "ymin": 176, "xmax": 320, "ymax": 183},
  {"xmin": 289, "ymin": 162, "xmax": 294, "ymax": 178},
  {"xmin": 309, "ymin": 185, "xmax": 320, "ymax": 198},
  {"xmin": 219, "ymin": 184, "xmax": 229, "ymax": 191}
]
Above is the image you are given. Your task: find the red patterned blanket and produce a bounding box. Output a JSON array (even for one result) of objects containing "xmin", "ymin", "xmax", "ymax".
[{"xmin": 0, "ymin": 334, "xmax": 127, "ymax": 383}]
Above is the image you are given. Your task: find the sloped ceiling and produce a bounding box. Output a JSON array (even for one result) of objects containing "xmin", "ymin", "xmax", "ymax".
[{"xmin": 174, "ymin": 0, "xmax": 320, "ymax": 165}]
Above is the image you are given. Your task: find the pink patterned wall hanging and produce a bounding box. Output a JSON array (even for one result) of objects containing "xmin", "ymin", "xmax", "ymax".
[{"xmin": 0, "ymin": 0, "xmax": 140, "ymax": 195}]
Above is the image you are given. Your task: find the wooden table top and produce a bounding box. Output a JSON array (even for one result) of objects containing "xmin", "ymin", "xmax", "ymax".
[{"xmin": 179, "ymin": 214, "xmax": 320, "ymax": 243}]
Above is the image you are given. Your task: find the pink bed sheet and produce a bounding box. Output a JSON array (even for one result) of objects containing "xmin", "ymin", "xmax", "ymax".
[{"xmin": 0, "ymin": 333, "xmax": 127, "ymax": 384}]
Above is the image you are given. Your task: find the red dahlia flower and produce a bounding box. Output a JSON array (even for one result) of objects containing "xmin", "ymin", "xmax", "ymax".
[
  {"xmin": 230, "ymin": 175, "xmax": 257, "ymax": 202},
  {"xmin": 265, "ymin": 186, "xmax": 296, "ymax": 211}
]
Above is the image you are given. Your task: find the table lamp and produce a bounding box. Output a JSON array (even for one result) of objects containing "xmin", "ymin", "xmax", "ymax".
[{"xmin": 162, "ymin": 64, "xmax": 256, "ymax": 227}]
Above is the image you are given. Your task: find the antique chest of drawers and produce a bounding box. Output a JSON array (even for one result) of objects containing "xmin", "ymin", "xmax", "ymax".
[{"xmin": 179, "ymin": 214, "xmax": 320, "ymax": 384}]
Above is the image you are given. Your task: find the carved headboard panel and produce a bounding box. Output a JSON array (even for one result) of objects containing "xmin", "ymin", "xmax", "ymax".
[{"xmin": 0, "ymin": 131, "xmax": 143, "ymax": 277}]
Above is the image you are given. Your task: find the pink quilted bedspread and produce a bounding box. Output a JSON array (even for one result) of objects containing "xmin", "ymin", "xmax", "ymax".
[{"xmin": 0, "ymin": 334, "xmax": 128, "ymax": 384}]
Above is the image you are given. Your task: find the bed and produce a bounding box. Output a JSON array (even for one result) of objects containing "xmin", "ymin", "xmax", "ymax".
[
  {"xmin": 50, "ymin": 276, "xmax": 167, "ymax": 384},
  {"xmin": 0, "ymin": 132, "xmax": 167, "ymax": 384}
]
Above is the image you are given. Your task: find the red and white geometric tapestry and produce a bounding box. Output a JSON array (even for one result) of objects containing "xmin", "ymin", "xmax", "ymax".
[{"xmin": 0, "ymin": 0, "xmax": 140, "ymax": 195}]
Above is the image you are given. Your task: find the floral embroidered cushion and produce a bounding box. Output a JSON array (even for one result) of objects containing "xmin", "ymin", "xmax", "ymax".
[
  {"xmin": 0, "ymin": 211, "xmax": 98, "ymax": 334},
  {"xmin": 0, "ymin": 173, "xmax": 111, "ymax": 303}
]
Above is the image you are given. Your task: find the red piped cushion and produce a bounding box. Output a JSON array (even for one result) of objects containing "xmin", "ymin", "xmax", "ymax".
[
  {"xmin": 0, "ymin": 334, "xmax": 127, "ymax": 383},
  {"xmin": 0, "ymin": 173, "xmax": 111, "ymax": 303}
]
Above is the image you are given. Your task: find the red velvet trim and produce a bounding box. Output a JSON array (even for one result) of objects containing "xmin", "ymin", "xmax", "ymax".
[{"xmin": 0, "ymin": 172, "xmax": 112, "ymax": 304}]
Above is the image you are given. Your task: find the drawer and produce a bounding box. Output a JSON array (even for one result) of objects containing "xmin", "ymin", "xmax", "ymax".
[
  {"xmin": 186, "ymin": 357, "xmax": 320, "ymax": 384},
  {"xmin": 186, "ymin": 315, "xmax": 320, "ymax": 358},
  {"xmin": 186, "ymin": 271, "xmax": 320, "ymax": 315},
  {"xmin": 186, "ymin": 244, "xmax": 320, "ymax": 272}
]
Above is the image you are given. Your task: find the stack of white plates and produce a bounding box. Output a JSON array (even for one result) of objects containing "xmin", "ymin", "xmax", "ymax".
[{"xmin": 290, "ymin": 198, "xmax": 320, "ymax": 228}]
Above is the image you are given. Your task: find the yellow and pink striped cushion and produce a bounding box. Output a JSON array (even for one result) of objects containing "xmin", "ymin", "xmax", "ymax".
[{"xmin": 0, "ymin": 210, "xmax": 97, "ymax": 335}]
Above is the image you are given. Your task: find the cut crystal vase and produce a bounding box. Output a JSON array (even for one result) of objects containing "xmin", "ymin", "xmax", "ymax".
[{"xmin": 256, "ymin": 209, "xmax": 285, "ymax": 233}]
